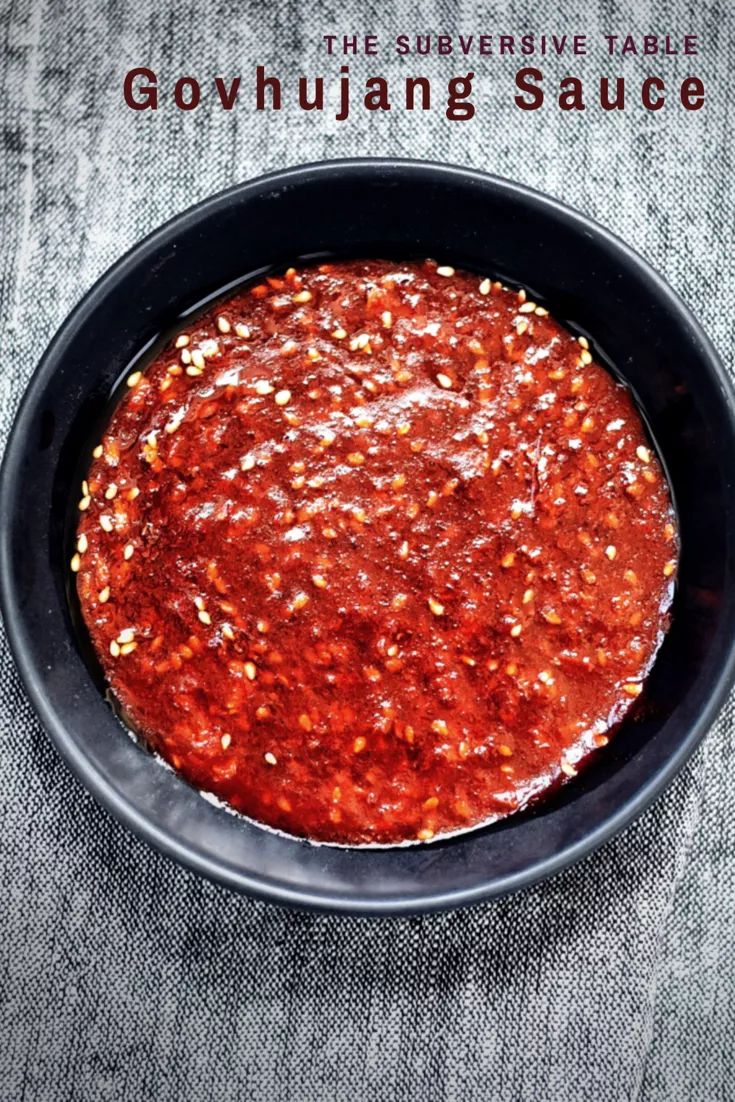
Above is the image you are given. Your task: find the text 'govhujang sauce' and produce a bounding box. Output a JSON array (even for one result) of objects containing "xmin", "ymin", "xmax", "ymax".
[{"xmin": 74, "ymin": 260, "xmax": 677, "ymax": 845}]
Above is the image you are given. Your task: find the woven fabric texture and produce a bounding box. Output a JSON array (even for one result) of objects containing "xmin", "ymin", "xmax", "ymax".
[{"xmin": 1, "ymin": 1, "xmax": 733, "ymax": 1099}]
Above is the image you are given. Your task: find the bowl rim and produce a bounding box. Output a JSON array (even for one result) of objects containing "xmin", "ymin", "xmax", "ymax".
[{"xmin": 3, "ymin": 156, "xmax": 735, "ymax": 915}]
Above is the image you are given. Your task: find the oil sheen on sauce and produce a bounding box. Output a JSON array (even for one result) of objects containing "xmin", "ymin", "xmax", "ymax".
[{"xmin": 74, "ymin": 260, "xmax": 678, "ymax": 845}]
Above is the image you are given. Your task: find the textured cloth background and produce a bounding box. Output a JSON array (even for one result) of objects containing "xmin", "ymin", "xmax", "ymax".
[{"xmin": 1, "ymin": 1, "xmax": 734, "ymax": 1099}]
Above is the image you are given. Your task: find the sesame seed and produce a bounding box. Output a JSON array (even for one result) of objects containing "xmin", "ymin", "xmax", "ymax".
[
  {"xmin": 198, "ymin": 610, "xmax": 212, "ymax": 625},
  {"xmin": 235, "ymin": 323, "xmax": 251, "ymax": 339},
  {"xmin": 510, "ymin": 623, "xmax": 523, "ymax": 637},
  {"xmin": 216, "ymin": 316, "xmax": 231, "ymax": 333},
  {"xmin": 77, "ymin": 533, "xmax": 88, "ymax": 554},
  {"xmin": 312, "ymin": 574, "xmax": 327, "ymax": 589},
  {"xmin": 186, "ymin": 365, "xmax": 203, "ymax": 377},
  {"xmin": 274, "ymin": 389, "xmax": 291, "ymax": 406},
  {"xmin": 299, "ymin": 714, "xmax": 313, "ymax": 731},
  {"xmin": 605, "ymin": 545, "xmax": 617, "ymax": 561},
  {"xmin": 522, "ymin": 588, "xmax": 534, "ymax": 604},
  {"xmin": 534, "ymin": 306, "xmax": 549, "ymax": 317},
  {"xmin": 501, "ymin": 552, "xmax": 515, "ymax": 569},
  {"xmin": 516, "ymin": 320, "xmax": 528, "ymax": 336},
  {"xmin": 165, "ymin": 409, "xmax": 185, "ymax": 434},
  {"xmin": 255, "ymin": 380, "xmax": 274, "ymax": 395},
  {"xmin": 347, "ymin": 452, "xmax": 365, "ymax": 466},
  {"xmin": 291, "ymin": 592, "xmax": 309, "ymax": 612},
  {"xmin": 200, "ymin": 339, "xmax": 219, "ymax": 358},
  {"xmin": 244, "ymin": 661, "xmax": 257, "ymax": 680},
  {"xmin": 293, "ymin": 290, "xmax": 312, "ymax": 304},
  {"xmin": 120, "ymin": 641, "xmax": 137, "ymax": 656},
  {"xmin": 78, "ymin": 496, "xmax": 91, "ymax": 511},
  {"xmin": 97, "ymin": 586, "xmax": 110, "ymax": 604},
  {"xmin": 479, "ymin": 278, "xmax": 491, "ymax": 295},
  {"xmin": 191, "ymin": 349, "xmax": 205, "ymax": 369},
  {"xmin": 70, "ymin": 553, "xmax": 81, "ymax": 572},
  {"xmin": 561, "ymin": 760, "xmax": 577, "ymax": 777},
  {"xmin": 381, "ymin": 310, "xmax": 393, "ymax": 328},
  {"xmin": 623, "ymin": 682, "xmax": 643, "ymax": 697},
  {"xmin": 221, "ymin": 734, "xmax": 232, "ymax": 750},
  {"xmin": 428, "ymin": 597, "xmax": 444, "ymax": 616},
  {"xmin": 436, "ymin": 266, "xmax": 455, "ymax": 277},
  {"xmin": 180, "ymin": 348, "xmax": 192, "ymax": 365},
  {"xmin": 264, "ymin": 751, "xmax": 277, "ymax": 765},
  {"xmin": 636, "ymin": 445, "xmax": 651, "ymax": 463},
  {"xmin": 578, "ymin": 336, "xmax": 589, "ymax": 350},
  {"xmin": 436, "ymin": 373, "xmax": 453, "ymax": 389},
  {"xmin": 353, "ymin": 736, "xmax": 367, "ymax": 753},
  {"xmin": 127, "ymin": 371, "xmax": 142, "ymax": 388},
  {"xmin": 175, "ymin": 334, "xmax": 190, "ymax": 348},
  {"xmin": 281, "ymin": 339, "xmax": 298, "ymax": 356},
  {"xmin": 100, "ymin": 515, "xmax": 113, "ymax": 533},
  {"xmin": 417, "ymin": 827, "xmax": 435, "ymax": 841},
  {"xmin": 109, "ymin": 640, "xmax": 120, "ymax": 657},
  {"xmin": 104, "ymin": 483, "xmax": 118, "ymax": 500},
  {"xmin": 222, "ymin": 625, "xmax": 235, "ymax": 641},
  {"xmin": 580, "ymin": 349, "xmax": 593, "ymax": 366},
  {"xmin": 518, "ymin": 302, "xmax": 536, "ymax": 314},
  {"xmin": 663, "ymin": 561, "xmax": 676, "ymax": 577},
  {"xmin": 398, "ymin": 540, "xmax": 409, "ymax": 560},
  {"xmin": 93, "ymin": 444, "xmax": 103, "ymax": 459},
  {"xmin": 123, "ymin": 544, "xmax": 134, "ymax": 560},
  {"xmin": 332, "ymin": 328, "xmax": 347, "ymax": 340}
]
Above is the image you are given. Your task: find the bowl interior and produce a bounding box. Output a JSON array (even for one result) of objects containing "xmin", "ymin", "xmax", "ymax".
[{"xmin": 3, "ymin": 162, "xmax": 735, "ymax": 913}]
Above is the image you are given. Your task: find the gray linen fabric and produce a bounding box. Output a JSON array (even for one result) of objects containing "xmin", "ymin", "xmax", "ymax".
[{"xmin": 1, "ymin": 1, "xmax": 733, "ymax": 1099}]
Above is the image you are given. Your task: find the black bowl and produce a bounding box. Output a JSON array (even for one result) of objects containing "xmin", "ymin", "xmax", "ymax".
[{"xmin": 2, "ymin": 159, "xmax": 735, "ymax": 915}]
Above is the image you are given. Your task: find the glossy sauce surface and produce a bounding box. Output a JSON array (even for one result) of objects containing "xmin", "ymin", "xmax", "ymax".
[{"xmin": 75, "ymin": 260, "xmax": 678, "ymax": 844}]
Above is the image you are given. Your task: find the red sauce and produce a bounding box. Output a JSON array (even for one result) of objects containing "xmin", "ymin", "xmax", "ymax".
[{"xmin": 74, "ymin": 260, "xmax": 677, "ymax": 845}]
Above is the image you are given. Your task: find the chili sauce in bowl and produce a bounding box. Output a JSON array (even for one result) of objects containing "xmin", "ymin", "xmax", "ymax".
[{"xmin": 72, "ymin": 259, "xmax": 677, "ymax": 845}]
